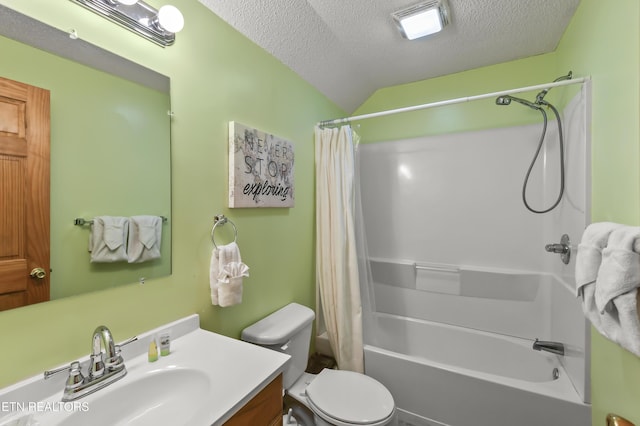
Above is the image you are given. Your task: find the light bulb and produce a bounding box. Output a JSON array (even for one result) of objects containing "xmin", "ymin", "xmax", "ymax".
[
  {"xmin": 157, "ymin": 5, "xmax": 184, "ymax": 33},
  {"xmin": 399, "ymin": 9, "xmax": 442, "ymax": 40},
  {"xmin": 115, "ymin": 0, "xmax": 138, "ymax": 5}
]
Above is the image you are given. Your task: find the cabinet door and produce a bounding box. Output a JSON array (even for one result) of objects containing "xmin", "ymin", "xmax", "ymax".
[{"xmin": 224, "ymin": 374, "xmax": 282, "ymax": 425}]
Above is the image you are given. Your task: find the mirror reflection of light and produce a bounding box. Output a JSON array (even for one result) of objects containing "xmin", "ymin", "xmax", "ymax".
[{"xmin": 398, "ymin": 164, "xmax": 412, "ymax": 180}]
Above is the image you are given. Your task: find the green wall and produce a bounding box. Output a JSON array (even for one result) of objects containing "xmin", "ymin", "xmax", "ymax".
[
  {"xmin": 556, "ymin": 1, "xmax": 640, "ymax": 424},
  {"xmin": 0, "ymin": 0, "xmax": 342, "ymax": 387},
  {"xmin": 354, "ymin": 0, "xmax": 640, "ymax": 424}
]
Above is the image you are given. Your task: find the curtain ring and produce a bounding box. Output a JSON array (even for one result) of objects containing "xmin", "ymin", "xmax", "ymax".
[{"xmin": 211, "ymin": 215, "xmax": 237, "ymax": 249}]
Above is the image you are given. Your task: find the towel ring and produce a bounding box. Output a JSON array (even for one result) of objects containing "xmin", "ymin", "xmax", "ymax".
[{"xmin": 211, "ymin": 214, "xmax": 238, "ymax": 249}]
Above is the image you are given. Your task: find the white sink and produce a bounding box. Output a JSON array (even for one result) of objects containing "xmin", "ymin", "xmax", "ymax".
[
  {"xmin": 0, "ymin": 315, "xmax": 290, "ymax": 426},
  {"xmin": 58, "ymin": 368, "xmax": 210, "ymax": 426}
]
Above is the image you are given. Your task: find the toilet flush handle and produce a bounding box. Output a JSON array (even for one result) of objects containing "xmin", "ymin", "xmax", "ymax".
[{"xmin": 280, "ymin": 340, "xmax": 291, "ymax": 351}]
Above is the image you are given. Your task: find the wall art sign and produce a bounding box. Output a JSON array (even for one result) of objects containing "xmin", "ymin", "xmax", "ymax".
[{"xmin": 228, "ymin": 121, "xmax": 295, "ymax": 208}]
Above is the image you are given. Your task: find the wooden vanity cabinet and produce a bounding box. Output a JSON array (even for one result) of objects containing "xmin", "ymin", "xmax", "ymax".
[{"xmin": 224, "ymin": 374, "xmax": 282, "ymax": 426}]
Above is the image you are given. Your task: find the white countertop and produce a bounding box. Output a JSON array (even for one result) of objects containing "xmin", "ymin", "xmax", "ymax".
[{"xmin": 0, "ymin": 314, "xmax": 290, "ymax": 425}]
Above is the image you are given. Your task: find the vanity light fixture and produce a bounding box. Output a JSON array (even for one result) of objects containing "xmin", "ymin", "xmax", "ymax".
[
  {"xmin": 70, "ymin": 0, "xmax": 184, "ymax": 47},
  {"xmin": 392, "ymin": 0, "xmax": 450, "ymax": 40}
]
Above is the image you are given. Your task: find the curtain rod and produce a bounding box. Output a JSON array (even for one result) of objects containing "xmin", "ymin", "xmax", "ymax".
[{"xmin": 317, "ymin": 76, "xmax": 589, "ymax": 127}]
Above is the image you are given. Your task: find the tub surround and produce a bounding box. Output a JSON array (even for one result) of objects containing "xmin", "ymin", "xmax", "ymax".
[
  {"xmin": 358, "ymin": 100, "xmax": 590, "ymax": 424},
  {"xmin": 362, "ymin": 239, "xmax": 590, "ymax": 424}
]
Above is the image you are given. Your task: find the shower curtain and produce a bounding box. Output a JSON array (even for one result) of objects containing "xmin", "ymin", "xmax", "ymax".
[{"xmin": 314, "ymin": 125, "xmax": 364, "ymax": 373}]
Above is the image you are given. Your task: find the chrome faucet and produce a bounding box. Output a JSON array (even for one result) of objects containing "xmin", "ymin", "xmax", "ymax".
[
  {"xmin": 44, "ymin": 326, "xmax": 136, "ymax": 401},
  {"xmin": 89, "ymin": 325, "xmax": 119, "ymax": 378},
  {"xmin": 532, "ymin": 338, "xmax": 565, "ymax": 356}
]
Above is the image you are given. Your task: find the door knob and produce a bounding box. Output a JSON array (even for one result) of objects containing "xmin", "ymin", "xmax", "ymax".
[{"xmin": 30, "ymin": 267, "xmax": 47, "ymax": 280}]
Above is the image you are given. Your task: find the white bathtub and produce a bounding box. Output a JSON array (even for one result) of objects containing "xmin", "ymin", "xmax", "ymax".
[{"xmin": 364, "ymin": 313, "xmax": 590, "ymax": 426}]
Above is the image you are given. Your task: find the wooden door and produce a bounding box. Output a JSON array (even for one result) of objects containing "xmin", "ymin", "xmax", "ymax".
[{"xmin": 0, "ymin": 76, "xmax": 50, "ymax": 310}]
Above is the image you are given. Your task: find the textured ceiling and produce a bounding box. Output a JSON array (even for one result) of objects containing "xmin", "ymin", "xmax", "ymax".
[{"xmin": 199, "ymin": 0, "xmax": 581, "ymax": 113}]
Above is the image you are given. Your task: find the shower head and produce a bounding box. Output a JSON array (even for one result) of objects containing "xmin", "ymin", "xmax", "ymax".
[{"xmin": 495, "ymin": 95, "xmax": 541, "ymax": 110}]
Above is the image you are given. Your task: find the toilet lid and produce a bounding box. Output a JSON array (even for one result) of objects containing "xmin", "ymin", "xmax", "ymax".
[{"xmin": 305, "ymin": 369, "xmax": 395, "ymax": 425}]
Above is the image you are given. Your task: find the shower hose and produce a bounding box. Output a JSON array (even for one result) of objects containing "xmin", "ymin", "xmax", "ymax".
[{"xmin": 522, "ymin": 102, "xmax": 565, "ymax": 214}]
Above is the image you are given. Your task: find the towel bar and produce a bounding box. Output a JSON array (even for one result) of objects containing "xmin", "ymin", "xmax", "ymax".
[
  {"xmin": 74, "ymin": 216, "xmax": 168, "ymax": 226},
  {"xmin": 211, "ymin": 214, "xmax": 238, "ymax": 249}
]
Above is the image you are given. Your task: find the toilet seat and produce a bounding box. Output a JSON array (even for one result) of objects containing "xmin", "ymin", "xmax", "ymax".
[{"xmin": 305, "ymin": 369, "xmax": 395, "ymax": 426}]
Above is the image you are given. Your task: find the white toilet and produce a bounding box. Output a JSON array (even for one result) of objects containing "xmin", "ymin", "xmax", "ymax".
[{"xmin": 241, "ymin": 303, "xmax": 396, "ymax": 426}]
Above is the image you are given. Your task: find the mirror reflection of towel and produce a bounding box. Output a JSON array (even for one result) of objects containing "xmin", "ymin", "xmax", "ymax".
[
  {"xmin": 89, "ymin": 216, "xmax": 129, "ymax": 263},
  {"xmin": 127, "ymin": 215, "xmax": 163, "ymax": 263}
]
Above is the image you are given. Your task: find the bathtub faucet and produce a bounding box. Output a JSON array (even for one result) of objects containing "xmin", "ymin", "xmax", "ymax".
[{"xmin": 532, "ymin": 338, "xmax": 565, "ymax": 356}]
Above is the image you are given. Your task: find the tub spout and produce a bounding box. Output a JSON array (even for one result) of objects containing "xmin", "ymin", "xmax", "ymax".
[{"xmin": 532, "ymin": 338, "xmax": 565, "ymax": 356}]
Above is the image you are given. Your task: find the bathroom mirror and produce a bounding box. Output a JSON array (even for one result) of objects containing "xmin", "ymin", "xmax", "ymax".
[{"xmin": 0, "ymin": 5, "xmax": 172, "ymax": 307}]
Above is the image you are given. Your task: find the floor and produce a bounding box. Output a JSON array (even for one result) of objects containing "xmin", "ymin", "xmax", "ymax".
[{"xmin": 306, "ymin": 352, "xmax": 336, "ymax": 374}]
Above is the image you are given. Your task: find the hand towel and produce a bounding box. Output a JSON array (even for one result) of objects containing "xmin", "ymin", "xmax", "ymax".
[
  {"xmin": 89, "ymin": 216, "xmax": 129, "ymax": 263},
  {"xmin": 210, "ymin": 242, "xmax": 242, "ymax": 306},
  {"xmin": 127, "ymin": 215, "xmax": 163, "ymax": 263},
  {"xmin": 217, "ymin": 261, "xmax": 250, "ymax": 307},
  {"xmin": 574, "ymin": 222, "xmax": 622, "ymax": 296},
  {"xmin": 595, "ymin": 226, "xmax": 640, "ymax": 313}
]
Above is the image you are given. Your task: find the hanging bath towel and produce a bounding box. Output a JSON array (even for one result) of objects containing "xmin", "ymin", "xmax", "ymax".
[
  {"xmin": 575, "ymin": 222, "xmax": 622, "ymax": 296},
  {"xmin": 576, "ymin": 223, "xmax": 640, "ymax": 357}
]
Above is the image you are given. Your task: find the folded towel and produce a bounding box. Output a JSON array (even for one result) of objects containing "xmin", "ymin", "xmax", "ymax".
[
  {"xmin": 575, "ymin": 222, "xmax": 622, "ymax": 296},
  {"xmin": 210, "ymin": 242, "xmax": 246, "ymax": 306},
  {"xmin": 89, "ymin": 216, "xmax": 129, "ymax": 263},
  {"xmin": 127, "ymin": 215, "xmax": 163, "ymax": 263},
  {"xmin": 217, "ymin": 261, "xmax": 250, "ymax": 307},
  {"xmin": 218, "ymin": 261, "xmax": 250, "ymax": 283},
  {"xmin": 595, "ymin": 226, "xmax": 640, "ymax": 313}
]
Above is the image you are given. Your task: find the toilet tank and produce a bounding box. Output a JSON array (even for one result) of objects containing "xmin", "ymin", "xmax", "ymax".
[{"xmin": 241, "ymin": 303, "xmax": 315, "ymax": 389}]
